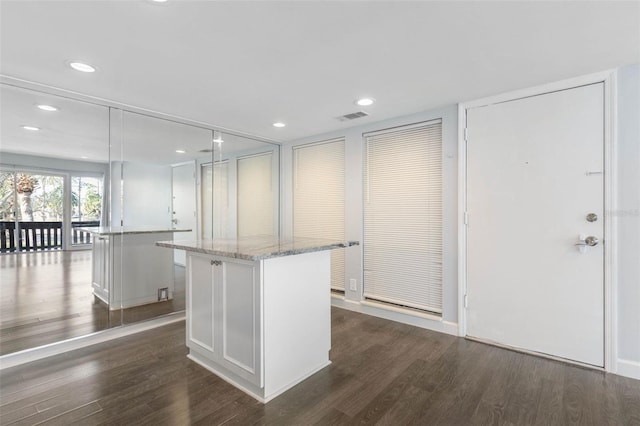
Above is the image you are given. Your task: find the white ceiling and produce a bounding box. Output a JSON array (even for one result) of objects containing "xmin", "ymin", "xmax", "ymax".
[{"xmin": 1, "ymin": 1, "xmax": 639, "ymax": 143}]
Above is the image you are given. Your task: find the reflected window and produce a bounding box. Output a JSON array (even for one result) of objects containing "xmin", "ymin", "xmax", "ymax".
[
  {"xmin": 201, "ymin": 161, "xmax": 229, "ymax": 239},
  {"xmin": 71, "ymin": 175, "xmax": 103, "ymax": 246},
  {"xmin": 237, "ymin": 152, "xmax": 274, "ymax": 237},
  {"xmin": 0, "ymin": 170, "xmax": 64, "ymax": 252}
]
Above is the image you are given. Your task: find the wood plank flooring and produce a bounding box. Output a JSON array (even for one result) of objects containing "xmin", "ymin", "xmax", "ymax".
[
  {"xmin": 0, "ymin": 251, "xmax": 185, "ymax": 356},
  {"xmin": 1, "ymin": 308, "xmax": 638, "ymax": 425}
]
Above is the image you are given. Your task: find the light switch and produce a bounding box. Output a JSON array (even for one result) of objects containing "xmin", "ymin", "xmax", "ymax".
[{"xmin": 349, "ymin": 279, "xmax": 357, "ymax": 291}]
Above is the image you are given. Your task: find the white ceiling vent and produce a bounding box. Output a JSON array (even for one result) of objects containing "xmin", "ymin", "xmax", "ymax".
[{"xmin": 337, "ymin": 111, "xmax": 369, "ymax": 122}]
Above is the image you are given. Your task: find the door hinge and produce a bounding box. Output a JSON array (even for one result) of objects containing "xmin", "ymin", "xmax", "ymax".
[
  {"xmin": 464, "ymin": 294, "xmax": 468, "ymax": 308},
  {"xmin": 464, "ymin": 128, "xmax": 469, "ymax": 142},
  {"xmin": 464, "ymin": 211, "xmax": 469, "ymax": 225}
]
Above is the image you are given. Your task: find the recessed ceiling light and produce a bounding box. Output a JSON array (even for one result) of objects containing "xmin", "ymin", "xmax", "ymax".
[
  {"xmin": 80, "ymin": 156, "xmax": 88, "ymax": 159},
  {"xmin": 151, "ymin": 0, "xmax": 168, "ymax": 2},
  {"xmin": 37, "ymin": 104, "xmax": 58, "ymax": 112},
  {"xmin": 273, "ymin": 122, "xmax": 286, "ymax": 128},
  {"xmin": 356, "ymin": 98, "xmax": 375, "ymax": 106},
  {"xmin": 213, "ymin": 138, "xmax": 224, "ymax": 144},
  {"xmin": 175, "ymin": 149, "xmax": 186, "ymax": 154},
  {"xmin": 69, "ymin": 61, "xmax": 96, "ymax": 73},
  {"xmin": 22, "ymin": 125, "xmax": 40, "ymax": 131}
]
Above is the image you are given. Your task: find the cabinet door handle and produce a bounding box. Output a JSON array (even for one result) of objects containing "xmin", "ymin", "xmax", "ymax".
[{"xmin": 211, "ymin": 260, "xmax": 222, "ymax": 266}]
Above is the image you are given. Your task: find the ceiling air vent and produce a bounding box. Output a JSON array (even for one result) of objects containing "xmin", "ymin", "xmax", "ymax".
[{"xmin": 337, "ymin": 111, "xmax": 369, "ymax": 122}]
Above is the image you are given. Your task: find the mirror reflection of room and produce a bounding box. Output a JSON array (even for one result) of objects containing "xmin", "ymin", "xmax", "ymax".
[
  {"xmin": 0, "ymin": 84, "xmax": 116, "ymax": 355},
  {"xmin": 0, "ymin": 83, "xmax": 280, "ymax": 355}
]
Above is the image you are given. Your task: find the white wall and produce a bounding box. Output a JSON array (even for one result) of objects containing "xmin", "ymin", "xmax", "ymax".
[
  {"xmin": 111, "ymin": 161, "xmax": 172, "ymax": 228},
  {"xmin": 0, "ymin": 153, "xmax": 109, "ymax": 176},
  {"xmin": 281, "ymin": 105, "xmax": 459, "ymax": 334},
  {"xmin": 616, "ymin": 63, "xmax": 640, "ymax": 379},
  {"xmin": 281, "ymin": 65, "xmax": 640, "ymax": 379}
]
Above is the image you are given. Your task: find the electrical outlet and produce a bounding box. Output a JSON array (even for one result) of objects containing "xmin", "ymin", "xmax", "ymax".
[
  {"xmin": 158, "ymin": 287, "xmax": 169, "ymax": 301},
  {"xmin": 349, "ymin": 279, "xmax": 357, "ymax": 291}
]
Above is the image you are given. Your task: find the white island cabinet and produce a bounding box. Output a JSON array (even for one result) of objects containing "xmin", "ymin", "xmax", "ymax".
[
  {"xmin": 81, "ymin": 227, "xmax": 191, "ymax": 309},
  {"xmin": 156, "ymin": 237, "xmax": 358, "ymax": 403}
]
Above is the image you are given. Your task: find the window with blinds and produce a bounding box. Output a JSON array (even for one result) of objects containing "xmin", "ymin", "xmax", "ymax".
[
  {"xmin": 201, "ymin": 161, "xmax": 229, "ymax": 239},
  {"xmin": 293, "ymin": 139, "xmax": 346, "ymax": 291},
  {"xmin": 237, "ymin": 152, "xmax": 274, "ymax": 237},
  {"xmin": 363, "ymin": 120, "xmax": 443, "ymax": 314}
]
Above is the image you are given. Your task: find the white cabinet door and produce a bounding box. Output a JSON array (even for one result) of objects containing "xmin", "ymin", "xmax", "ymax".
[
  {"xmin": 91, "ymin": 237, "xmax": 109, "ymax": 302},
  {"xmin": 186, "ymin": 253, "xmax": 262, "ymax": 386},
  {"xmin": 91, "ymin": 238, "xmax": 102, "ymax": 289},
  {"xmin": 188, "ymin": 254, "xmax": 216, "ymax": 356},
  {"xmin": 218, "ymin": 258, "xmax": 262, "ymax": 387},
  {"xmin": 102, "ymin": 236, "xmax": 110, "ymax": 295}
]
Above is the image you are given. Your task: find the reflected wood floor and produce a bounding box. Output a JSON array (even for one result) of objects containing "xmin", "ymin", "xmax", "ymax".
[
  {"xmin": 0, "ymin": 251, "xmax": 185, "ymax": 356},
  {"xmin": 1, "ymin": 308, "xmax": 638, "ymax": 425}
]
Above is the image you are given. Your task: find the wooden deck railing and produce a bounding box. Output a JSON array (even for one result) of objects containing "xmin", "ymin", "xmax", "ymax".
[
  {"xmin": 0, "ymin": 222, "xmax": 17, "ymax": 253},
  {"xmin": 71, "ymin": 221, "xmax": 100, "ymax": 245},
  {"xmin": 0, "ymin": 221, "xmax": 99, "ymax": 253}
]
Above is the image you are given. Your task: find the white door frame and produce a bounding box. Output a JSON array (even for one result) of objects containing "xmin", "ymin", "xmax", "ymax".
[{"xmin": 457, "ymin": 70, "xmax": 618, "ymax": 373}]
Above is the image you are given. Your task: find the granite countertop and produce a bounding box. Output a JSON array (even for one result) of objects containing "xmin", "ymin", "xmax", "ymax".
[
  {"xmin": 79, "ymin": 226, "xmax": 192, "ymax": 236},
  {"xmin": 155, "ymin": 236, "xmax": 359, "ymax": 261}
]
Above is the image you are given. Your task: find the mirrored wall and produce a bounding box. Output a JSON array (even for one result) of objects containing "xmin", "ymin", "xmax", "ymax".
[{"xmin": 0, "ymin": 83, "xmax": 280, "ymax": 354}]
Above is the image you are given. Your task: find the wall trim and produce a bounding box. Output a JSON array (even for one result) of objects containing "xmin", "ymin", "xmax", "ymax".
[
  {"xmin": 0, "ymin": 312, "xmax": 185, "ymax": 370},
  {"xmin": 616, "ymin": 358, "xmax": 640, "ymax": 381},
  {"xmin": 0, "ymin": 74, "xmax": 280, "ymax": 146},
  {"xmin": 331, "ymin": 298, "xmax": 458, "ymax": 336},
  {"xmin": 457, "ymin": 100, "xmax": 468, "ymax": 337},
  {"xmin": 457, "ymin": 69, "xmax": 618, "ymax": 373}
]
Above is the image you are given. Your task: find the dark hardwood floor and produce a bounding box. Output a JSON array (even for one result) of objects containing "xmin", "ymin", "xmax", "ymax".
[
  {"xmin": 1, "ymin": 308, "xmax": 638, "ymax": 425},
  {"xmin": 0, "ymin": 251, "xmax": 185, "ymax": 356}
]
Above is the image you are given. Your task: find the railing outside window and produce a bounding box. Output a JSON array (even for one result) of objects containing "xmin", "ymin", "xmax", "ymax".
[
  {"xmin": 0, "ymin": 220, "xmax": 99, "ymax": 253},
  {"xmin": 71, "ymin": 221, "xmax": 100, "ymax": 245}
]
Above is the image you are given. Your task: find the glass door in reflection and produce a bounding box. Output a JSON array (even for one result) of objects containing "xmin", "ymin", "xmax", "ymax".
[{"xmin": 0, "ymin": 170, "xmax": 64, "ymax": 253}]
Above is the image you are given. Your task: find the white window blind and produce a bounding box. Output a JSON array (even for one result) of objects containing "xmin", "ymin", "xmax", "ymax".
[
  {"xmin": 363, "ymin": 120, "xmax": 443, "ymax": 313},
  {"xmin": 293, "ymin": 139, "xmax": 346, "ymax": 291},
  {"xmin": 201, "ymin": 161, "xmax": 229, "ymax": 239},
  {"xmin": 237, "ymin": 152, "xmax": 274, "ymax": 237}
]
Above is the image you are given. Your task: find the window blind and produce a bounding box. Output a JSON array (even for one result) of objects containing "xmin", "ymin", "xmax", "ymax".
[
  {"xmin": 363, "ymin": 120, "xmax": 443, "ymax": 313},
  {"xmin": 293, "ymin": 139, "xmax": 346, "ymax": 290},
  {"xmin": 201, "ymin": 164, "xmax": 213, "ymax": 239},
  {"xmin": 201, "ymin": 161, "xmax": 229, "ymax": 239},
  {"xmin": 237, "ymin": 152, "xmax": 274, "ymax": 237},
  {"xmin": 200, "ymin": 161, "xmax": 228, "ymax": 239}
]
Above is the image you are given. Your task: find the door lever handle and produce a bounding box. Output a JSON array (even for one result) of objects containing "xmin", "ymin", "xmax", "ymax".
[
  {"xmin": 575, "ymin": 236, "xmax": 599, "ymax": 247},
  {"xmin": 585, "ymin": 236, "xmax": 599, "ymax": 246}
]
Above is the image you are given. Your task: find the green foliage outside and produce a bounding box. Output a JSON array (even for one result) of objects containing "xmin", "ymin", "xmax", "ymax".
[{"xmin": 0, "ymin": 172, "xmax": 102, "ymax": 222}]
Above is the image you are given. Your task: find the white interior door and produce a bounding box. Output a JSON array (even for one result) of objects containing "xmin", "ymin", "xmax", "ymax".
[
  {"xmin": 465, "ymin": 83, "xmax": 604, "ymax": 367},
  {"xmin": 172, "ymin": 162, "xmax": 196, "ymax": 266}
]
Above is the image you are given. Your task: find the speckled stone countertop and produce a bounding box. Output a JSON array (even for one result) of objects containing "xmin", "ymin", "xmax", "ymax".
[
  {"xmin": 156, "ymin": 236, "xmax": 359, "ymax": 261},
  {"xmin": 79, "ymin": 226, "xmax": 192, "ymax": 236}
]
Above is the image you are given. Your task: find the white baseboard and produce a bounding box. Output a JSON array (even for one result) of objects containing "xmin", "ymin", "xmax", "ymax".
[
  {"xmin": 616, "ymin": 358, "xmax": 640, "ymax": 380},
  {"xmin": 0, "ymin": 312, "xmax": 186, "ymax": 370},
  {"xmin": 119, "ymin": 294, "xmax": 173, "ymax": 309},
  {"xmin": 331, "ymin": 297, "xmax": 458, "ymax": 336}
]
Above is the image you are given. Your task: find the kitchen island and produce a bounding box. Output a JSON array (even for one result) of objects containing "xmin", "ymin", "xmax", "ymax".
[
  {"xmin": 156, "ymin": 236, "xmax": 358, "ymax": 403},
  {"xmin": 81, "ymin": 227, "xmax": 191, "ymax": 309}
]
